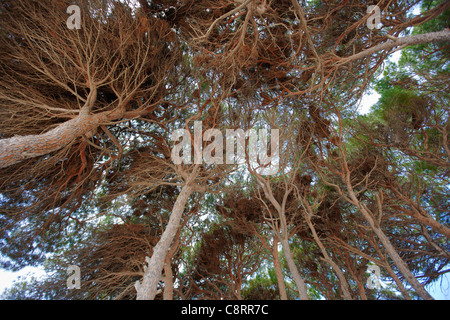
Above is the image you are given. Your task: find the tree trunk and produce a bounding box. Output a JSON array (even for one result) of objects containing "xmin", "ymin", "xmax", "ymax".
[
  {"xmin": 163, "ymin": 262, "xmax": 174, "ymax": 300},
  {"xmin": 135, "ymin": 183, "xmax": 193, "ymax": 300},
  {"xmin": 0, "ymin": 104, "xmax": 142, "ymax": 169},
  {"xmin": 345, "ymin": 254, "xmax": 368, "ymax": 300},
  {"xmin": 0, "ymin": 111, "xmax": 106, "ymax": 168},
  {"xmin": 368, "ymin": 219, "xmax": 434, "ymax": 300},
  {"xmin": 258, "ymin": 180, "xmax": 309, "ymax": 300},
  {"xmin": 272, "ymin": 238, "xmax": 288, "ymax": 300},
  {"xmin": 303, "ymin": 208, "xmax": 352, "ymax": 300},
  {"xmin": 280, "ymin": 238, "xmax": 309, "ymax": 300},
  {"xmin": 390, "ymin": 187, "xmax": 450, "ymax": 238},
  {"xmin": 383, "ymin": 261, "xmax": 412, "ymax": 300},
  {"xmin": 346, "ymin": 188, "xmax": 434, "ymax": 300},
  {"xmin": 412, "ymin": 209, "xmax": 450, "ymax": 239},
  {"xmin": 336, "ymin": 152, "xmax": 434, "ymax": 300}
]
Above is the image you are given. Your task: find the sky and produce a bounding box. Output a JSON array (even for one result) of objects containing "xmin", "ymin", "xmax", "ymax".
[
  {"xmin": 356, "ymin": 49, "xmax": 402, "ymax": 115},
  {"xmin": 426, "ymin": 273, "xmax": 450, "ymax": 300},
  {"xmin": 0, "ymin": 265, "xmax": 46, "ymax": 296}
]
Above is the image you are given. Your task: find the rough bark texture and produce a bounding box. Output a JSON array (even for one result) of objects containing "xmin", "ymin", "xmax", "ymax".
[
  {"xmin": 272, "ymin": 239, "xmax": 288, "ymax": 300},
  {"xmin": 339, "ymin": 30, "xmax": 450, "ymax": 64},
  {"xmin": 0, "ymin": 106, "xmax": 121, "ymax": 169},
  {"xmin": 163, "ymin": 262, "xmax": 174, "ymax": 300},
  {"xmin": 280, "ymin": 238, "xmax": 309, "ymax": 300},
  {"xmin": 135, "ymin": 183, "xmax": 193, "ymax": 300}
]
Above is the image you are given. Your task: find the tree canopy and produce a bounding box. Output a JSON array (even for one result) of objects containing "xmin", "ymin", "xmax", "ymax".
[{"xmin": 0, "ymin": 0, "xmax": 449, "ymax": 300}]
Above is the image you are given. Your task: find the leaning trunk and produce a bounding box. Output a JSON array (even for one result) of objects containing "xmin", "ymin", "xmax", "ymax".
[
  {"xmin": 280, "ymin": 238, "xmax": 309, "ymax": 300},
  {"xmin": 303, "ymin": 209, "xmax": 352, "ymax": 300},
  {"xmin": 163, "ymin": 262, "xmax": 174, "ymax": 300},
  {"xmin": 368, "ymin": 219, "xmax": 434, "ymax": 300},
  {"xmin": 272, "ymin": 239, "xmax": 288, "ymax": 300},
  {"xmin": 0, "ymin": 110, "xmax": 108, "ymax": 169},
  {"xmin": 135, "ymin": 183, "xmax": 193, "ymax": 300},
  {"xmin": 346, "ymin": 187, "xmax": 434, "ymax": 300}
]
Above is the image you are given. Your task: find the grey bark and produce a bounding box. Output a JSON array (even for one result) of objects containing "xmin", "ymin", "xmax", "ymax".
[
  {"xmin": 339, "ymin": 30, "xmax": 450, "ymax": 64},
  {"xmin": 135, "ymin": 183, "xmax": 194, "ymax": 300},
  {"xmin": 280, "ymin": 238, "xmax": 309, "ymax": 300},
  {"xmin": 0, "ymin": 111, "xmax": 103, "ymax": 169},
  {"xmin": 383, "ymin": 261, "xmax": 412, "ymax": 300},
  {"xmin": 258, "ymin": 179, "xmax": 310, "ymax": 300}
]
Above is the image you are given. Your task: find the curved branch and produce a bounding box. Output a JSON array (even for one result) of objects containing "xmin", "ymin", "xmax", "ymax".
[
  {"xmin": 0, "ymin": 108, "xmax": 125, "ymax": 169},
  {"xmin": 337, "ymin": 30, "xmax": 450, "ymax": 65}
]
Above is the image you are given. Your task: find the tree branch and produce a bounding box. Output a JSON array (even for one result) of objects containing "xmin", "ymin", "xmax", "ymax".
[{"xmin": 337, "ymin": 30, "xmax": 450, "ymax": 65}]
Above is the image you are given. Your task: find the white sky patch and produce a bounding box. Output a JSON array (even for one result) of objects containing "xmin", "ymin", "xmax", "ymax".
[
  {"xmin": 358, "ymin": 90, "xmax": 381, "ymax": 115},
  {"xmin": 357, "ymin": 50, "xmax": 402, "ymax": 115},
  {"xmin": 0, "ymin": 265, "xmax": 46, "ymax": 296}
]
